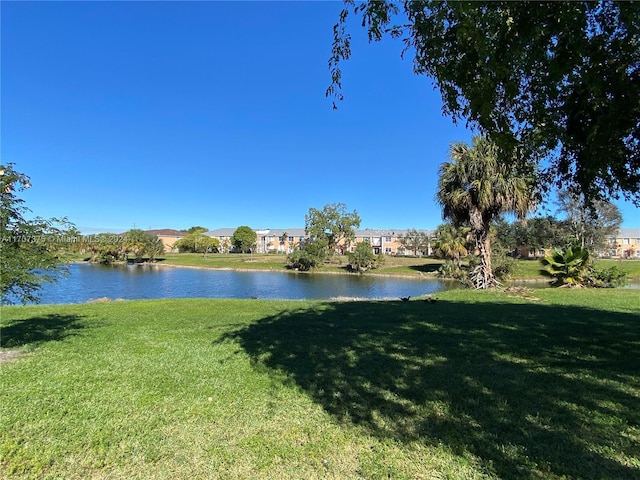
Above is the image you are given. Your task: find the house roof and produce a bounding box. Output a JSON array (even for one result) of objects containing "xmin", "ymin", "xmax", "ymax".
[
  {"xmin": 205, "ymin": 228, "xmax": 238, "ymax": 237},
  {"xmin": 615, "ymin": 228, "xmax": 640, "ymax": 238},
  {"xmin": 355, "ymin": 228, "xmax": 433, "ymax": 237},
  {"xmin": 204, "ymin": 227, "xmax": 435, "ymax": 238},
  {"xmin": 144, "ymin": 229, "xmax": 185, "ymax": 237}
]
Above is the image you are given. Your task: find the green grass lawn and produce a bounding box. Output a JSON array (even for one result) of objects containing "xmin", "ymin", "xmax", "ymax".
[
  {"xmin": 2, "ymin": 290, "xmax": 639, "ymax": 479},
  {"xmin": 157, "ymin": 253, "xmax": 640, "ymax": 282},
  {"xmin": 512, "ymin": 257, "xmax": 640, "ymax": 281}
]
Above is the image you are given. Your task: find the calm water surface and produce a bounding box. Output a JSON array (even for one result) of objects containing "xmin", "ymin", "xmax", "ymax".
[{"xmin": 33, "ymin": 263, "xmax": 456, "ymax": 304}]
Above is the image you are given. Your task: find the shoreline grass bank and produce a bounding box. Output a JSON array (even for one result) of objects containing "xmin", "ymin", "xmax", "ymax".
[
  {"xmin": 142, "ymin": 253, "xmax": 640, "ymax": 281},
  {"xmin": 2, "ymin": 290, "xmax": 639, "ymax": 479}
]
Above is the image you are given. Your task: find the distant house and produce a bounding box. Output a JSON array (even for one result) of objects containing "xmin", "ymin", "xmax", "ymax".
[
  {"xmin": 205, "ymin": 228, "xmax": 306, "ymax": 254},
  {"xmin": 203, "ymin": 227, "xmax": 433, "ymax": 256},
  {"xmin": 353, "ymin": 229, "xmax": 433, "ymax": 256},
  {"xmin": 144, "ymin": 229, "xmax": 186, "ymax": 252},
  {"xmin": 603, "ymin": 228, "xmax": 640, "ymax": 259}
]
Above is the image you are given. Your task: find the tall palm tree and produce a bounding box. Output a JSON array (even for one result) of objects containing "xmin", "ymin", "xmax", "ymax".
[{"xmin": 436, "ymin": 136, "xmax": 537, "ymax": 288}]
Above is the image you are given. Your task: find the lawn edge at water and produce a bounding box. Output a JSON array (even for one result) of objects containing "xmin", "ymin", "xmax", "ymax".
[{"xmin": 1, "ymin": 289, "xmax": 639, "ymax": 479}]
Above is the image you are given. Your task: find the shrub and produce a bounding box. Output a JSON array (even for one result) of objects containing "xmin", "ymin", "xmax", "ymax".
[
  {"xmin": 539, "ymin": 245, "xmax": 592, "ymax": 287},
  {"xmin": 590, "ymin": 265, "xmax": 629, "ymax": 288},
  {"xmin": 347, "ymin": 242, "xmax": 378, "ymax": 273},
  {"xmin": 286, "ymin": 249, "xmax": 321, "ymax": 271}
]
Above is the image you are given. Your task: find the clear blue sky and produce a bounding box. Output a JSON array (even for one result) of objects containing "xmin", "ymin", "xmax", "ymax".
[{"xmin": 3, "ymin": 1, "xmax": 638, "ymax": 233}]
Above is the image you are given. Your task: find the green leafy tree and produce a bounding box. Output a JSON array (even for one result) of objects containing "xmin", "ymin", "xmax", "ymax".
[
  {"xmin": 146, "ymin": 236, "xmax": 165, "ymax": 262},
  {"xmin": 347, "ymin": 241, "xmax": 379, "ymax": 273},
  {"xmin": 397, "ymin": 228, "xmax": 431, "ymax": 256},
  {"xmin": 231, "ymin": 226, "xmax": 257, "ymax": 253},
  {"xmin": 186, "ymin": 226, "xmax": 208, "ymax": 234},
  {"xmin": 556, "ymin": 191, "xmax": 623, "ymax": 251},
  {"xmin": 86, "ymin": 233, "xmax": 126, "ymax": 264},
  {"xmin": 173, "ymin": 232, "xmax": 219, "ymax": 254},
  {"xmin": 123, "ymin": 229, "xmax": 152, "ymax": 262},
  {"xmin": 432, "ymin": 223, "xmax": 470, "ymax": 267},
  {"xmin": 436, "ymin": 136, "xmax": 537, "ymax": 288},
  {"xmin": 305, "ymin": 202, "xmax": 361, "ymax": 256},
  {"xmin": 328, "ymin": 1, "xmax": 640, "ymax": 204},
  {"xmin": 539, "ymin": 245, "xmax": 592, "ymax": 287},
  {"xmin": 515, "ymin": 216, "xmax": 571, "ymax": 254},
  {"xmin": 1, "ymin": 164, "xmax": 75, "ymax": 304}
]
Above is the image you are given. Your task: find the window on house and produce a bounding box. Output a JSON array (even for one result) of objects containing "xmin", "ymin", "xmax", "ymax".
[
  {"xmin": 288, "ymin": 236, "xmax": 294, "ymax": 242},
  {"xmin": 384, "ymin": 236, "xmax": 392, "ymax": 242},
  {"xmin": 623, "ymin": 238, "xmax": 630, "ymax": 245},
  {"xmin": 385, "ymin": 247, "xmax": 392, "ymax": 254}
]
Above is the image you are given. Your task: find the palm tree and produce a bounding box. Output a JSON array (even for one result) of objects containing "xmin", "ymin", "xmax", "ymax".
[
  {"xmin": 432, "ymin": 223, "xmax": 470, "ymax": 267},
  {"xmin": 539, "ymin": 245, "xmax": 592, "ymax": 287},
  {"xmin": 436, "ymin": 136, "xmax": 537, "ymax": 288}
]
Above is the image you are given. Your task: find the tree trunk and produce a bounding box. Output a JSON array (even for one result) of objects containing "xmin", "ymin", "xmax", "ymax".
[{"xmin": 469, "ymin": 210, "xmax": 497, "ymax": 289}]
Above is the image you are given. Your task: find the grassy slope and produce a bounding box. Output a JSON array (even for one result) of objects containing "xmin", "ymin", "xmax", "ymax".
[
  {"xmin": 157, "ymin": 253, "xmax": 640, "ymax": 281},
  {"xmin": 1, "ymin": 290, "xmax": 639, "ymax": 479}
]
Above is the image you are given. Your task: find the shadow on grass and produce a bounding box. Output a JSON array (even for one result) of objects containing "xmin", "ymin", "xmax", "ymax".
[
  {"xmin": 223, "ymin": 299, "xmax": 640, "ymax": 479},
  {"xmin": 0, "ymin": 314, "xmax": 85, "ymax": 349},
  {"xmin": 408, "ymin": 263, "xmax": 442, "ymax": 273}
]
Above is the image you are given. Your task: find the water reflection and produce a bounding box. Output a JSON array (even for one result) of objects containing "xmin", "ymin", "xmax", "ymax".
[{"xmin": 33, "ymin": 263, "xmax": 456, "ymax": 304}]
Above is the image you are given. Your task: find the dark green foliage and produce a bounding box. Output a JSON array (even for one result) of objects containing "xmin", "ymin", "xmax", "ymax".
[
  {"xmin": 305, "ymin": 203, "xmax": 361, "ymax": 255},
  {"xmin": 84, "ymin": 233, "xmax": 125, "ymax": 264},
  {"xmin": 0, "ymin": 164, "xmax": 75, "ymax": 304},
  {"xmin": 286, "ymin": 249, "xmax": 320, "ymax": 272},
  {"xmin": 286, "ymin": 239, "xmax": 327, "ymax": 271},
  {"xmin": 231, "ymin": 226, "xmax": 257, "ymax": 253},
  {"xmin": 590, "ymin": 265, "xmax": 629, "ymax": 288},
  {"xmin": 347, "ymin": 241, "xmax": 378, "ymax": 273},
  {"xmin": 329, "ymin": 1, "xmax": 640, "ymax": 204}
]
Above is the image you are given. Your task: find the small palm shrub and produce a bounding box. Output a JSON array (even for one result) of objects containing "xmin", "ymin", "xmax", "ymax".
[{"xmin": 539, "ymin": 245, "xmax": 592, "ymax": 287}]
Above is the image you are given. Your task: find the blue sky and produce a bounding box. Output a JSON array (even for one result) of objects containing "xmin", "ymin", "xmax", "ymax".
[{"xmin": 3, "ymin": 1, "xmax": 638, "ymax": 233}]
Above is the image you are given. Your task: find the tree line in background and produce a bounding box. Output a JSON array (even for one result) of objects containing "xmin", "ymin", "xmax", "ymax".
[{"xmin": 1, "ymin": 152, "xmax": 630, "ymax": 304}]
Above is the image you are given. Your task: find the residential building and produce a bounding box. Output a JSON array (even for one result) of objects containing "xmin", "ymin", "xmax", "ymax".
[
  {"xmin": 204, "ymin": 227, "xmax": 433, "ymax": 256},
  {"xmin": 603, "ymin": 228, "xmax": 640, "ymax": 259},
  {"xmin": 144, "ymin": 229, "xmax": 186, "ymax": 252}
]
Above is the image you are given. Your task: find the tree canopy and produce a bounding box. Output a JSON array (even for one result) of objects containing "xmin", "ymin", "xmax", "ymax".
[
  {"xmin": 556, "ymin": 191, "xmax": 622, "ymax": 250},
  {"xmin": 231, "ymin": 226, "xmax": 257, "ymax": 253},
  {"xmin": 1, "ymin": 164, "xmax": 74, "ymax": 304},
  {"xmin": 305, "ymin": 202, "xmax": 361, "ymax": 255},
  {"xmin": 328, "ymin": 1, "xmax": 640, "ymax": 204},
  {"xmin": 173, "ymin": 231, "xmax": 219, "ymax": 254},
  {"xmin": 437, "ymin": 136, "xmax": 537, "ymax": 288}
]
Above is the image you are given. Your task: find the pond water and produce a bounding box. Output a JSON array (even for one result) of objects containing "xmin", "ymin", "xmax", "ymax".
[{"xmin": 30, "ymin": 263, "xmax": 457, "ymax": 304}]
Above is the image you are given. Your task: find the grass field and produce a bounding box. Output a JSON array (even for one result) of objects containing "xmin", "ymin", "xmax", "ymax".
[
  {"xmin": 157, "ymin": 253, "xmax": 640, "ymax": 282},
  {"xmin": 2, "ymin": 289, "xmax": 639, "ymax": 479}
]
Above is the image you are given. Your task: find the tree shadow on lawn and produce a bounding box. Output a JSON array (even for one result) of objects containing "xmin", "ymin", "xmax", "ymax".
[
  {"xmin": 222, "ymin": 299, "xmax": 640, "ymax": 480},
  {"xmin": 408, "ymin": 263, "xmax": 442, "ymax": 273},
  {"xmin": 0, "ymin": 314, "xmax": 85, "ymax": 349}
]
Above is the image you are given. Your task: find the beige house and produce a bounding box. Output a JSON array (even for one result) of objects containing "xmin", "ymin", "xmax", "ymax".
[
  {"xmin": 204, "ymin": 228, "xmax": 433, "ymax": 256},
  {"xmin": 603, "ymin": 228, "xmax": 640, "ymax": 259},
  {"xmin": 144, "ymin": 229, "xmax": 186, "ymax": 252}
]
